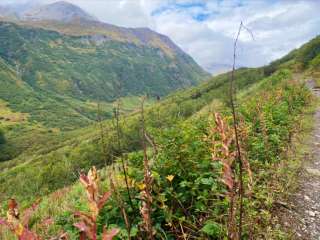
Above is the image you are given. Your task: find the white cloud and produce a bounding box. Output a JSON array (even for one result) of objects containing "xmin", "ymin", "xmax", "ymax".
[
  {"xmin": 1, "ymin": 0, "xmax": 319, "ymax": 73},
  {"xmin": 151, "ymin": 0, "xmax": 320, "ymax": 72}
]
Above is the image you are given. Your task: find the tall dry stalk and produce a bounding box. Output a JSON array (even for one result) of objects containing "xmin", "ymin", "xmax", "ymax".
[
  {"xmin": 209, "ymin": 113, "xmax": 252, "ymax": 239},
  {"xmin": 139, "ymin": 96, "xmax": 154, "ymax": 240},
  {"xmin": 97, "ymin": 103, "xmax": 109, "ymax": 167},
  {"xmin": 113, "ymin": 101, "xmax": 134, "ymax": 210},
  {"xmin": 229, "ymin": 21, "xmax": 253, "ymax": 239}
]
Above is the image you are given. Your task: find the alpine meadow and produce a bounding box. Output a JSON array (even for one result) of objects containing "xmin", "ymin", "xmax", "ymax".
[{"xmin": 0, "ymin": 1, "xmax": 320, "ymax": 240}]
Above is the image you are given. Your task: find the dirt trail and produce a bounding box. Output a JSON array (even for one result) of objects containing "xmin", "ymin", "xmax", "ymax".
[{"xmin": 281, "ymin": 80, "xmax": 320, "ymax": 239}]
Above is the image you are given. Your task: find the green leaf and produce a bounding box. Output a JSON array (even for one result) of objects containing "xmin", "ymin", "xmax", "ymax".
[
  {"xmin": 130, "ymin": 226, "xmax": 138, "ymax": 237},
  {"xmin": 200, "ymin": 177, "xmax": 214, "ymax": 185},
  {"xmin": 201, "ymin": 220, "xmax": 221, "ymax": 236}
]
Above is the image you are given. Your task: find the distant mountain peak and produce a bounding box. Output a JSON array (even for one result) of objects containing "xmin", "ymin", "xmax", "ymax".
[
  {"xmin": 0, "ymin": 1, "xmax": 197, "ymax": 62},
  {"xmin": 22, "ymin": 1, "xmax": 97, "ymax": 23}
]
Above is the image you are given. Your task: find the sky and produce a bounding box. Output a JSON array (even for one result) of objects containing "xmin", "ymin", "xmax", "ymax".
[{"xmin": 1, "ymin": 0, "xmax": 320, "ymax": 74}]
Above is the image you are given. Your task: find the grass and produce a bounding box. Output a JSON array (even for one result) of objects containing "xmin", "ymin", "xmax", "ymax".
[
  {"xmin": 271, "ymin": 78, "xmax": 320, "ymax": 238},
  {"xmin": 0, "ymin": 99, "xmax": 28, "ymax": 126}
]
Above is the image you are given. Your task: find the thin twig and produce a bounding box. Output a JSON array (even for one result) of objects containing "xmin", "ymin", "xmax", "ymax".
[
  {"xmin": 97, "ymin": 103, "xmax": 108, "ymax": 167},
  {"xmin": 229, "ymin": 21, "xmax": 254, "ymax": 239},
  {"xmin": 114, "ymin": 101, "xmax": 134, "ymax": 211}
]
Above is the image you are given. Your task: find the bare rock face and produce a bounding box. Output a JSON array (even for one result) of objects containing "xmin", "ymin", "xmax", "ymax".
[{"xmin": 21, "ymin": 1, "xmax": 97, "ymax": 22}]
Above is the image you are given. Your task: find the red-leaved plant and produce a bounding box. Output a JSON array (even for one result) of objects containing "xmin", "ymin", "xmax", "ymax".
[
  {"xmin": 209, "ymin": 113, "xmax": 238, "ymax": 239},
  {"xmin": 208, "ymin": 113, "xmax": 252, "ymax": 240},
  {"xmin": 74, "ymin": 166, "xmax": 119, "ymax": 240},
  {"xmin": 0, "ymin": 199, "xmax": 68, "ymax": 240},
  {"xmin": 0, "ymin": 198, "xmax": 41, "ymax": 240}
]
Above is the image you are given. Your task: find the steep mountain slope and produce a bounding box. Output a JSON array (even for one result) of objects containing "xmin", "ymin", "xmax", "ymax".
[
  {"xmin": 0, "ymin": 57, "xmax": 97, "ymax": 127},
  {"xmin": 0, "ymin": 5, "xmax": 208, "ymax": 131},
  {"xmin": 0, "ymin": 20, "xmax": 208, "ymax": 100},
  {"xmin": 0, "ymin": 2, "xmax": 209, "ymax": 163}
]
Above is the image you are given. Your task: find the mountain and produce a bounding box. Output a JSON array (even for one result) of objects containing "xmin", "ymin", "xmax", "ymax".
[
  {"xmin": 0, "ymin": 2, "xmax": 209, "ymax": 131},
  {"xmin": 21, "ymin": 1, "xmax": 97, "ymax": 22}
]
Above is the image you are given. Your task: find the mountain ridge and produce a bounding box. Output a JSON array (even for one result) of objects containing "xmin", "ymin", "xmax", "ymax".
[
  {"xmin": 0, "ymin": 1, "xmax": 190, "ymax": 57},
  {"xmin": 21, "ymin": 1, "xmax": 98, "ymax": 22}
]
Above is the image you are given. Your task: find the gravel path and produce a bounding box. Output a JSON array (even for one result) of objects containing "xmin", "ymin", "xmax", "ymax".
[{"xmin": 281, "ymin": 81, "xmax": 320, "ymax": 239}]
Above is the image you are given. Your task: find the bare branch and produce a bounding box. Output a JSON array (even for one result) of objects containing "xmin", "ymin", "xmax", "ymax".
[{"xmin": 229, "ymin": 21, "xmax": 254, "ymax": 240}]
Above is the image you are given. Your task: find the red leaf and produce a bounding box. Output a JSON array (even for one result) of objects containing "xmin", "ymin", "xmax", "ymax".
[
  {"xmin": 98, "ymin": 192, "xmax": 112, "ymax": 210},
  {"xmin": 74, "ymin": 222, "xmax": 88, "ymax": 232},
  {"xmin": 0, "ymin": 218, "xmax": 9, "ymax": 226},
  {"xmin": 22, "ymin": 200, "xmax": 41, "ymax": 226},
  {"xmin": 74, "ymin": 211, "xmax": 94, "ymax": 227},
  {"xmin": 223, "ymin": 163, "xmax": 234, "ymax": 190},
  {"xmin": 19, "ymin": 228, "xmax": 41, "ymax": 240},
  {"xmin": 8, "ymin": 199, "xmax": 18, "ymax": 210},
  {"xmin": 74, "ymin": 222, "xmax": 95, "ymax": 240},
  {"xmin": 80, "ymin": 174, "xmax": 90, "ymax": 186},
  {"xmin": 79, "ymin": 232, "xmax": 86, "ymax": 240},
  {"xmin": 102, "ymin": 227, "xmax": 119, "ymax": 240}
]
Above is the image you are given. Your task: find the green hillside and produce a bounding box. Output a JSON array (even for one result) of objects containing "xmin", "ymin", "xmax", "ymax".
[
  {"xmin": 0, "ymin": 66, "xmax": 266, "ymax": 201},
  {"xmin": 0, "ymin": 22, "xmax": 208, "ymax": 121},
  {"xmin": 0, "ymin": 20, "xmax": 208, "ymax": 160}
]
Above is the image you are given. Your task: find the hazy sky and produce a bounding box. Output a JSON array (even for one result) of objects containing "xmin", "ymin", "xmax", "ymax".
[{"xmin": 1, "ymin": 0, "xmax": 320, "ymax": 73}]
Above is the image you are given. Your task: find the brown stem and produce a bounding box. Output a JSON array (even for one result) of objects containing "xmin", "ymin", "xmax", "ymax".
[
  {"xmin": 110, "ymin": 174, "xmax": 131, "ymax": 240},
  {"xmin": 97, "ymin": 103, "xmax": 108, "ymax": 166},
  {"xmin": 140, "ymin": 97, "xmax": 154, "ymax": 240},
  {"xmin": 229, "ymin": 21, "xmax": 253, "ymax": 239},
  {"xmin": 114, "ymin": 101, "xmax": 134, "ymax": 214}
]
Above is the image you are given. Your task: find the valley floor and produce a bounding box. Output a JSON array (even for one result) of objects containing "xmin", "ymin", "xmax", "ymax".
[{"xmin": 281, "ymin": 80, "xmax": 320, "ymax": 239}]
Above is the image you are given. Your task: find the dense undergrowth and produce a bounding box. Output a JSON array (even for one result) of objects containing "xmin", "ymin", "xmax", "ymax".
[
  {"xmin": 0, "ymin": 68, "xmax": 313, "ymax": 239},
  {"xmin": 0, "ymin": 67, "xmax": 265, "ymax": 204}
]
